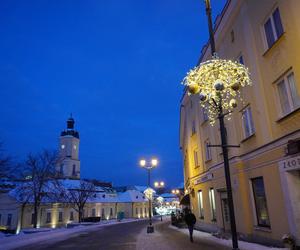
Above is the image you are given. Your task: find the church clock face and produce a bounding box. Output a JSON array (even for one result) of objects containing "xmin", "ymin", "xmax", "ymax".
[{"xmin": 61, "ymin": 145, "xmax": 65, "ymax": 149}]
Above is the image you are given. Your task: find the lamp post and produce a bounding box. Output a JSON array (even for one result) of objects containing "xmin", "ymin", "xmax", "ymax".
[
  {"xmin": 181, "ymin": 1, "xmax": 252, "ymax": 249},
  {"xmin": 140, "ymin": 158, "xmax": 158, "ymax": 233}
]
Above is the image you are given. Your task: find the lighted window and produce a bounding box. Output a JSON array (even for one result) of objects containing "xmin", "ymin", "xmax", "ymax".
[
  {"xmin": 46, "ymin": 212, "xmax": 51, "ymax": 223},
  {"xmin": 242, "ymin": 106, "xmax": 255, "ymax": 139},
  {"xmin": 135, "ymin": 207, "xmax": 138, "ymax": 215},
  {"xmin": 209, "ymin": 188, "xmax": 216, "ymax": 221},
  {"xmin": 251, "ymin": 177, "xmax": 270, "ymax": 227},
  {"xmin": 73, "ymin": 145, "xmax": 77, "ymax": 150},
  {"xmin": 6, "ymin": 214, "xmax": 12, "ymax": 226},
  {"xmin": 277, "ymin": 72, "xmax": 300, "ymax": 116},
  {"xmin": 205, "ymin": 140, "xmax": 212, "ymax": 161},
  {"xmin": 193, "ymin": 150, "xmax": 199, "ymax": 167},
  {"xmin": 197, "ymin": 190, "xmax": 204, "ymax": 219},
  {"xmin": 58, "ymin": 211, "xmax": 63, "ymax": 222},
  {"xmin": 263, "ymin": 7, "xmax": 284, "ymax": 49}
]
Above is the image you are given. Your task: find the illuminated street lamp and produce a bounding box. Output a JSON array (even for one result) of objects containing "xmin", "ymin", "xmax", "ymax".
[
  {"xmin": 139, "ymin": 157, "xmax": 158, "ymax": 233},
  {"xmin": 181, "ymin": 1, "xmax": 251, "ymax": 249},
  {"xmin": 171, "ymin": 189, "xmax": 180, "ymax": 195},
  {"xmin": 154, "ymin": 181, "xmax": 165, "ymax": 188}
]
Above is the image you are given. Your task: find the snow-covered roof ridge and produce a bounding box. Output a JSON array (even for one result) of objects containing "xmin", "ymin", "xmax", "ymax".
[{"xmin": 117, "ymin": 190, "xmax": 147, "ymax": 203}]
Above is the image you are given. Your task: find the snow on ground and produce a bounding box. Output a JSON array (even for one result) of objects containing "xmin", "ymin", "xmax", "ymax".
[
  {"xmin": 0, "ymin": 218, "xmax": 147, "ymax": 250},
  {"xmin": 169, "ymin": 225, "xmax": 288, "ymax": 250}
]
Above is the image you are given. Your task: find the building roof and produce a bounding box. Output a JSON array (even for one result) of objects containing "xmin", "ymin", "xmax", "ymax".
[{"xmin": 117, "ymin": 190, "xmax": 147, "ymax": 203}]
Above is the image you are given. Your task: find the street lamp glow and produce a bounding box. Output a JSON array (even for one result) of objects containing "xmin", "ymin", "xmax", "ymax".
[
  {"xmin": 140, "ymin": 159, "xmax": 146, "ymax": 167},
  {"xmin": 160, "ymin": 181, "xmax": 164, "ymax": 187},
  {"xmin": 154, "ymin": 182, "xmax": 159, "ymax": 187},
  {"xmin": 151, "ymin": 158, "xmax": 158, "ymax": 167}
]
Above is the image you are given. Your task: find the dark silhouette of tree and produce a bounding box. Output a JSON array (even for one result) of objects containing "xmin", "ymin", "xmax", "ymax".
[
  {"xmin": 62, "ymin": 180, "xmax": 97, "ymax": 222},
  {"xmin": 15, "ymin": 150, "xmax": 60, "ymax": 228},
  {"xmin": 0, "ymin": 142, "xmax": 12, "ymax": 179}
]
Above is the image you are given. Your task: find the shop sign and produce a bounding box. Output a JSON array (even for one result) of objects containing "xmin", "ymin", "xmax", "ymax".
[
  {"xmin": 279, "ymin": 155, "xmax": 300, "ymax": 171},
  {"xmin": 194, "ymin": 173, "xmax": 213, "ymax": 185}
]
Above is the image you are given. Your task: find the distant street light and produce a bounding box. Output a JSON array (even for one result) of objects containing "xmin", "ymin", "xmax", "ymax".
[
  {"xmin": 172, "ymin": 189, "xmax": 180, "ymax": 195},
  {"xmin": 139, "ymin": 157, "xmax": 158, "ymax": 233},
  {"xmin": 154, "ymin": 181, "xmax": 165, "ymax": 188}
]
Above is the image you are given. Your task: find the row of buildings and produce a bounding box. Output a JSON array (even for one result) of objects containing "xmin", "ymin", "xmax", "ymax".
[
  {"xmin": 180, "ymin": 0, "xmax": 300, "ymax": 247},
  {"xmin": 0, "ymin": 117, "xmax": 150, "ymax": 233}
]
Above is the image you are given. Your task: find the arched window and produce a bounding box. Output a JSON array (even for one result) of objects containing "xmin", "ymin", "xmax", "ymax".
[
  {"xmin": 60, "ymin": 164, "xmax": 64, "ymax": 175},
  {"xmin": 72, "ymin": 165, "xmax": 76, "ymax": 176}
]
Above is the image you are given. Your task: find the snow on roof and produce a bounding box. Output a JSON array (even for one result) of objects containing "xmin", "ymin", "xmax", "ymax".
[
  {"xmin": 132, "ymin": 186, "xmax": 148, "ymax": 192},
  {"xmin": 117, "ymin": 190, "xmax": 147, "ymax": 203}
]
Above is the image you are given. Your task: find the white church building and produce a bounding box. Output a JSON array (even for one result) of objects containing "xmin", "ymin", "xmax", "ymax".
[{"xmin": 0, "ymin": 117, "xmax": 149, "ymax": 233}]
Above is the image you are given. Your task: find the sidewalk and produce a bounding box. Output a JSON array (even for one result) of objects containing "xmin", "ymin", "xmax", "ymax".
[
  {"xmin": 0, "ymin": 218, "xmax": 146, "ymax": 250},
  {"xmin": 136, "ymin": 221, "xmax": 288, "ymax": 250}
]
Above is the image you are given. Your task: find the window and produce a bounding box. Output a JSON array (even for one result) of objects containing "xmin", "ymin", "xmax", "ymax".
[
  {"xmin": 135, "ymin": 207, "xmax": 138, "ymax": 215},
  {"xmin": 193, "ymin": 150, "xmax": 199, "ymax": 167},
  {"xmin": 251, "ymin": 177, "xmax": 270, "ymax": 227},
  {"xmin": 70, "ymin": 211, "xmax": 74, "ymax": 221},
  {"xmin": 46, "ymin": 212, "xmax": 51, "ymax": 223},
  {"xmin": 31, "ymin": 213, "xmax": 35, "ymax": 225},
  {"xmin": 264, "ymin": 7, "xmax": 284, "ymax": 49},
  {"xmin": 205, "ymin": 140, "xmax": 212, "ymax": 161},
  {"xmin": 92, "ymin": 208, "xmax": 96, "ymax": 217},
  {"xmin": 101, "ymin": 208, "xmax": 105, "ymax": 219},
  {"xmin": 6, "ymin": 214, "xmax": 12, "ymax": 226},
  {"xmin": 192, "ymin": 120, "xmax": 196, "ymax": 135},
  {"xmin": 110, "ymin": 208, "xmax": 113, "ymax": 216},
  {"xmin": 277, "ymin": 72, "xmax": 300, "ymax": 116},
  {"xmin": 209, "ymin": 188, "xmax": 216, "ymax": 221},
  {"xmin": 202, "ymin": 107, "xmax": 208, "ymax": 122},
  {"xmin": 197, "ymin": 190, "xmax": 204, "ymax": 219},
  {"xmin": 140, "ymin": 208, "xmax": 143, "ymax": 215},
  {"xmin": 239, "ymin": 55, "xmax": 244, "ymax": 65},
  {"xmin": 144, "ymin": 207, "xmax": 147, "ymax": 215},
  {"xmin": 58, "ymin": 211, "xmax": 63, "ymax": 222},
  {"xmin": 60, "ymin": 164, "xmax": 64, "ymax": 175},
  {"xmin": 72, "ymin": 165, "xmax": 76, "ymax": 176},
  {"xmin": 242, "ymin": 106, "xmax": 255, "ymax": 138}
]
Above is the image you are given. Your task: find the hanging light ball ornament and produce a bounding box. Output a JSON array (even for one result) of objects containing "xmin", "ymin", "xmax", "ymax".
[
  {"xmin": 214, "ymin": 82, "xmax": 224, "ymax": 91},
  {"xmin": 230, "ymin": 99, "xmax": 238, "ymax": 108},
  {"xmin": 188, "ymin": 83, "xmax": 200, "ymax": 95},
  {"xmin": 230, "ymin": 82, "xmax": 241, "ymax": 91},
  {"xmin": 182, "ymin": 56, "xmax": 251, "ymax": 124},
  {"xmin": 199, "ymin": 92, "xmax": 207, "ymax": 102}
]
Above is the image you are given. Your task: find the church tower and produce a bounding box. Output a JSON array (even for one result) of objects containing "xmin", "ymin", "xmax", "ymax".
[{"xmin": 58, "ymin": 116, "xmax": 80, "ymax": 179}]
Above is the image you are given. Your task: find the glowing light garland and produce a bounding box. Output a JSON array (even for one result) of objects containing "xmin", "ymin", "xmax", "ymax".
[{"xmin": 182, "ymin": 55, "xmax": 251, "ymax": 125}]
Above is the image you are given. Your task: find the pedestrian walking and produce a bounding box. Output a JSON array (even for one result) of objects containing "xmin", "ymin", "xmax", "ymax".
[{"xmin": 184, "ymin": 209, "xmax": 196, "ymax": 242}]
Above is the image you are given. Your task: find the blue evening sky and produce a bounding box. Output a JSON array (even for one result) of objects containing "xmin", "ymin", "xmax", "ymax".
[{"xmin": 0, "ymin": 0, "xmax": 226, "ymax": 188}]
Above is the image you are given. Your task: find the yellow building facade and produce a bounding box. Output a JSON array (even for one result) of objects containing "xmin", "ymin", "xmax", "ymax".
[{"xmin": 180, "ymin": 0, "xmax": 300, "ymax": 246}]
